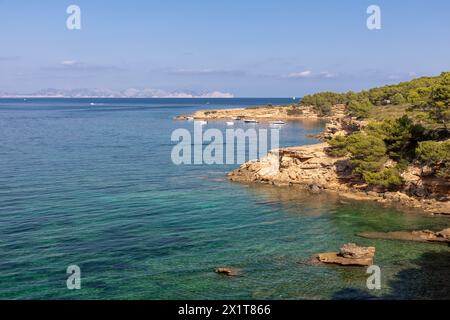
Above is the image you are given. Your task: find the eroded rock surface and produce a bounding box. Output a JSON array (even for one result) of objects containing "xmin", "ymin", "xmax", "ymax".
[
  {"xmin": 317, "ymin": 243, "xmax": 376, "ymax": 266},
  {"xmin": 175, "ymin": 105, "xmax": 346, "ymax": 121},
  {"xmin": 227, "ymin": 142, "xmax": 450, "ymax": 215}
]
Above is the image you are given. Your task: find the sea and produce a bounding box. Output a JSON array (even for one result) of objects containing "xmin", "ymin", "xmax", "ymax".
[{"xmin": 0, "ymin": 98, "xmax": 449, "ymax": 299}]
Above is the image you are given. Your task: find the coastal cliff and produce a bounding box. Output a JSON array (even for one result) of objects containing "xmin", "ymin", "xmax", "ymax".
[
  {"xmin": 176, "ymin": 73, "xmax": 450, "ymax": 215},
  {"xmin": 227, "ymin": 141, "xmax": 450, "ymax": 215}
]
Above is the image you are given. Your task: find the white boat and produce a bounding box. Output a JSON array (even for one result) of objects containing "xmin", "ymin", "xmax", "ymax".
[
  {"xmin": 186, "ymin": 116, "xmax": 194, "ymax": 121},
  {"xmin": 244, "ymin": 119, "xmax": 258, "ymax": 123},
  {"xmin": 226, "ymin": 121, "xmax": 234, "ymax": 126},
  {"xmin": 270, "ymin": 120, "xmax": 286, "ymax": 125},
  {"xmin": 195, "ymin": 120, "xmax": 208, "ymax": 125},
  {"xmin": 232, "ymin": 116, "xmax": 241, "ymax": 120}
]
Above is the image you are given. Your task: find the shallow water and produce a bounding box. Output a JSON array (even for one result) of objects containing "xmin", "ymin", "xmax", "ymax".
[{"xmin": 0, "ymin": 98, "xmax": 449, "ymax": 300}]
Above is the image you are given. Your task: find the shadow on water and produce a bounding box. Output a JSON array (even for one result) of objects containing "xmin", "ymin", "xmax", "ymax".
[{"xmin": 332, "ymin": 250, "xmax": 450, "ymax": 300}]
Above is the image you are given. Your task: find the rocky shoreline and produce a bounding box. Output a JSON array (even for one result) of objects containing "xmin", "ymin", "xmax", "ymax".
[
  {"xmin": 227, "ymin": 142, "xmax": 450, "ymax": 215},
  {"xmin": 176, "ymin": 103, "xmax": 449, "ymax": 215},
  {"xmin": 175, "ymin": 104, "xmax": 346, "ymax": 121},
  {"xmin": 357, "ymin": 228, "xmax": 450, "ymax": 244}
]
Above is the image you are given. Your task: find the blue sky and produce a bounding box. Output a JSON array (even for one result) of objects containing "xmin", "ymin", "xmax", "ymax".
[{"xmin": 0, "ymin": 0, "xmax": 449, "ymax": 97}]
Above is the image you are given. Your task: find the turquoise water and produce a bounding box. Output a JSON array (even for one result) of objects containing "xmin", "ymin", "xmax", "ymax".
[{"xmin": 0, "ymin": 98, "xmax": 449, "ymax": 300}]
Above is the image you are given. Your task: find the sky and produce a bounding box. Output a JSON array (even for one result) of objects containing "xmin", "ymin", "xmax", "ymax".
[{"xmin": 0, "ymin": 0, "xmax": 449, "ymax": 97}]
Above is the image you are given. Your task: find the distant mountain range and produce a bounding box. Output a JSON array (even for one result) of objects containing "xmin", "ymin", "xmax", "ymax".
[{"xmin": 0, "ymin": 88, "xmax": 234, "ymax": 98}]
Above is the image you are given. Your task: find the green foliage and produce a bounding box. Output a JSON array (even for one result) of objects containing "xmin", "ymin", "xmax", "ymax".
[
  {"xmin": 416, "ymin": 140, "xmax": 450, "ymax": 178},
  {"xmin": 407, "ymin": 73, "xmax": 450, "ymax": 128},
  {"xmin": 327, "ymin": 135, "xmax": 349, "ymax": 157},
  {"xmin": 391, "ymin": 93, "xmax": 406, "ymax": 105},
  {"xmin": 300, "ymin": 92, "xmax": 343, "ymax": 116},
  {"xmin": 321, "ymin": 72, "xmax": 450, "ymax": 188},
  {"xmin": 407, "ymin": 90, "xmax": 423, "ymax": 104},
  {"xmin": 363, "ymin": 167, "xmax": 403, "ymax": 187},
  {"xmin": 347, "ymin": 99, "xmax": 373, "ymax": 118},
  {"xmin": 328, "ymin": 116, "xmax": 428, "ymax": 187},
  {"xmin": 368, "ymin": 115, "xmax": 426, "ymax": 161},
  {"xmin": 344, "ymin": 133, "xmax": 388, "ymax": 175},
  {"xmin": 300, "ymin": 73, "xmax": 450, "ymax": 121},
  {"xmin": 429, "ymin": 84, "xmax": 450, "ymax": 127}
]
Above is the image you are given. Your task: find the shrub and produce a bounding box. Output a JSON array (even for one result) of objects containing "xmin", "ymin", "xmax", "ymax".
[
  {"xmin": 391, "ymin": 93, "xmax": 406, "ymax": 105},
  {"xmin": 347, "ymin": 99, "xmax": 373, "ymax": 118},
  {"xmin": 416, "ymin": 140, "xmax": 450, "ymax": 178},
  {"xmin": 363, "ymin": 167, "xmax": 403, "ymax": 187}
]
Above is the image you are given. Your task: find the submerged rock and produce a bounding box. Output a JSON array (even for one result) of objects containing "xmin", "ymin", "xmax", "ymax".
[
  {"xmin": 317, "ymin": 243, "xmax": 376, "ymax": 267},
  {"xmin": 214, "ymin": 267, "xmax": 240, "ymax": 276},
  {"xmin": 357, "ymin": 228, "xmax": 450, "ymax": 244}
]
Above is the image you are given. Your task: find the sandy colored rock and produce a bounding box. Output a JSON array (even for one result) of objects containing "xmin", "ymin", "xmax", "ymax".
[
  {"xmin": 339, "ymin": 243, "xmax": 376, "ymax": 259},
  {"xmin": 228, "ymin": 142, "xmax": 449, "ymax": 215},
  {"xmin": 215, "ymin": 267, "xmax": 240, "ymax": 276},
  {"xmin": 357, "ymin": 228, "xmax": 450, "ymax": 244},
  {"xmin": 177, "ymin": 104, "xmax": 450, "ymax": 215},
  {"xmin": 175, "ymin": 104, "xmax": 347, "ymax": 121},
  {"xmin": 437, "ymin": 228, "xmax": 450, "ymax": 240},
  {"xmin": 317, "ymin": 243, "xmax": 376, "ymax": 267}
]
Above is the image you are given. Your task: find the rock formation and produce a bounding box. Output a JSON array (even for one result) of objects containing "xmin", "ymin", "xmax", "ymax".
[
  {"xmin": 357, "ymin": 228, "xmax": 450, "ymax": 244},
  {"xmin": 227, "ymin": 142, "xmax": 450, "ymax": 215},
  {"xmin": 214, "ymin": 267, "xmax": 240, "ymax": 276},
  {"xmin": 175, "ymin": 104, "xmax": 346, "ymax": 121},
  {"xmin": 317, "ymin": 243, "xmax": 376, "ymax": 266}
]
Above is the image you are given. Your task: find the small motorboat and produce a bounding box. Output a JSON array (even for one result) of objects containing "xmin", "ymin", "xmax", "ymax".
[
  {"xmin": 244, "ymin": 119, "xmax": 258, "ymax": 123},
  {"xmin": 186, "ymin": 116, "xmax": 194, "ymax": 121},
  {"xmin": 270, "ymin": 120, "xmax": 286, "ymax": 125},
  {"xmin": 232, "ymin": 116, "xmax": 241, "ymax": 121},
  {"xmin": 226, "ymin": 121, "xmax": 234, "ymax": 126},
  {"xmin": 195, "ymin": 120, "xmax": 208, "ymax": 125}
]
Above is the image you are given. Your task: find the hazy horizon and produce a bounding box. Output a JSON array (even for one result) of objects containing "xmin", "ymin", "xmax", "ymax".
[{"xmin": 1, "ymin": 0, "xmax": 449, "ymax": 97}]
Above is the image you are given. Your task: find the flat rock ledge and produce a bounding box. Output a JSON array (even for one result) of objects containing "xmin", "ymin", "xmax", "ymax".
[
  {"xmin": 317, "ymin": 243, "xmax": 376, "ymax": 267},
  {"xmin": 174, "ymin": 104, "xmax": 346, "ymax": 121},
  {"xmin": 357, "ymin": 228, "xmax": 450, "ymax": 244},
  {"xmin": 227, "ymin": 143, "xmax": 450, "ymax": 215}
]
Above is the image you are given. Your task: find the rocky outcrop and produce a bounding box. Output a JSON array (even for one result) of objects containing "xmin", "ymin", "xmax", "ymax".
[
  {"xmin": 357, "ymin": 228, "xmax": 450, "ymax": 244},
  {"xmin": 175, "ymin": 104, "xmax": 346, "ymax": 121},
  {"xmin": 320, "ymin": 117, "xmax": 368, "ymax": 140},
  {"xmin": 401, "ymin": 165, "xmax": 450, "ymax": 199},
  {"xmin": 214, "ymin": 267, "xmax": 240, "ymax": 276},
  {"xmin": 317, "ymin": 243, "xmax": 376, "ymax": 266},
  {"xmin": 228, "ymin": 143, "xmax": 352, "ymax": 189},
  {"xmin": 227, "ymin": 142, "xmax": 450, "ymax": 215}
]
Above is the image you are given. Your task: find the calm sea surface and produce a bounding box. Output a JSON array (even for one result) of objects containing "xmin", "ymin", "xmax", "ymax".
[{"xmin": 0, "ymin": 98, "xmax": 449, "ymax": 300}]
